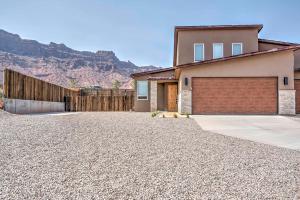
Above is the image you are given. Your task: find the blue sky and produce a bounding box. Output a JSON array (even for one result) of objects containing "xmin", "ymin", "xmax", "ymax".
[{"xmin": 0, "ymin": 0, "xmax": 300, "ymax": 67}]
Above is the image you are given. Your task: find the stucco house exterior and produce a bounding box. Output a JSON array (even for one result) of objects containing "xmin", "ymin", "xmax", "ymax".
[{"xmin": 131, "ymin": 24, "xmax": 300, "ymax": 115}]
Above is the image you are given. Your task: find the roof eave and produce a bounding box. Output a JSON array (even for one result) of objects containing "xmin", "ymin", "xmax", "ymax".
[
  {"xmin": 258, "ymin": 38, "xmax": 300, "ymax": 46},
  {"xmin": 130, "ymin": 67, "xmax": 175, "ymax": 78},
  {"xmin": 175, "ymin": 24, "xmax": 264, "ymax": 32}
]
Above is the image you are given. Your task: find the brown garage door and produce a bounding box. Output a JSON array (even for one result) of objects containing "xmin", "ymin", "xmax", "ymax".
[
  {"xmin": 192, "ymin": 77, "xmax": 278, "ymax": 114},
  {"xmin": 295, "ymin": 80, "xmax": 300, "ymax": 114}
]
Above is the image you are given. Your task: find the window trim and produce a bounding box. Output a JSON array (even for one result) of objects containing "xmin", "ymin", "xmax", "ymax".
[
  {"xmin": 194, "ymin": 43, "xmax": 205, "ymax": 62},
  {"xmin": 232, "ymin": 43, "xmax": 243, "ymax": 56},
  {"xmin": 137, "ymin": 80, "xmax": 148, "ymax": 100},
  {"xmin": 213, "ymin": 43, "xmax": 224, "ymax": 59}
]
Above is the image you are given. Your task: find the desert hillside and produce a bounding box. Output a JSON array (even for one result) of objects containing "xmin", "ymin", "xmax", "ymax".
[{"xmin": 0, "ymin": 29, "xmax": 159, "ymax": 88}]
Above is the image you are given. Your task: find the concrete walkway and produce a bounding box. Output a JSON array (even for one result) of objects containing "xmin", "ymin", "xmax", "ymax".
[{"xmin": 192, "ymin": 115, "xmax": 300, "ymax": 150}]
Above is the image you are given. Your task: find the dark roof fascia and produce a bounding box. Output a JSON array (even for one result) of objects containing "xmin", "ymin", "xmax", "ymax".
[
  {"xmin": 175, "ymin": 24, "xmax": 263, "ymax": 32},
  {"xmin": 130, "ymin": 67, "xmax": 174, "ymax": 78},
  {"xmin": 258, "ymin": 38, "xmax": 300, "ymax": 46},
  {"xmin": 147, "ymin": 77, "xmax": 177, "ymax": 81}
]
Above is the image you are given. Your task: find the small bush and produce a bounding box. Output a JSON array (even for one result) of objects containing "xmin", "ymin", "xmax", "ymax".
[
  {"xmin": 151, "ymin": 110, "xmax": 160, "ymax": 117},
  {"xmin": 0, "ymin": 86, "xmax": 3, "ymax": 109},
  {"xmin": 182, "ymin": 112, "xmax": 190, "ymax": 118}
]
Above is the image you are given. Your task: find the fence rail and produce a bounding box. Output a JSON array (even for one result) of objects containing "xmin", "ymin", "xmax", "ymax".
[
  {"xmin": 66, "ymin": 90, "xmax": 135, "ymax": 111},
  {"xmin": 3, "ymin": 69, "xmax": 79, "ymax": 102}
]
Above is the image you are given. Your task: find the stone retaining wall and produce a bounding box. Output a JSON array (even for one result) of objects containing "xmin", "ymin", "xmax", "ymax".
[{"xmin": 4, "ymin": 98, "xmax": 65, "ymax": 114}]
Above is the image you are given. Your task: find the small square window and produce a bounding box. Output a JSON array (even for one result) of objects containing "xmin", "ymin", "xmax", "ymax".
[
  {"xmin": 137, "ymin": 81, "xmax": 148, "ymax": 100},
  {"xmin": 232, "ymin": 43, "xmax": 243, "ymax": 55}
]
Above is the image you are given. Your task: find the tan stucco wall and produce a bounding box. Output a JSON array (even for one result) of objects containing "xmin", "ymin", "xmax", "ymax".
[
  {"xmin": 179, "ymin": 50, "xmax": 295, "ymax": 91},
  {"xmin": 294, "ymin": 50, "xmax": 300, "ymax": 70},
  {"xmin": 259, "ymin": 43, "xmax": 300, "ymax": 70},
  {"xmin": 157, "ymin": 83, "xmax": 165, "ymax": 110},
  {"xmin": 176, "ymin": 29, "xmax": 259, "ymax": 65},
  {"xmin": 258, "ymin": 42, "xmax": 283, "ymax": 51},
  {"xmin": 133, "ymin": 70, "xmax": 174, "ymax": 112},
  {"xmin": 295, "ymin": 71, "xmax": 300, "ymax": 79}
]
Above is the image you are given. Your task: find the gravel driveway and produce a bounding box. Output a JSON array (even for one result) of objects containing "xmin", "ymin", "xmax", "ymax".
[{"xmin": 0, "ymin": 111, "xmax": 299, "ymax": 199}]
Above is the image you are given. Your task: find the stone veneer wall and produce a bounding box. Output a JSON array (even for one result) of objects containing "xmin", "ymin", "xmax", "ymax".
[
  {"xmin": 150, "ymin": 81, "xmax": 157, "ymax": 112},
  {"xmin": 178, "ymin": 90, "xmax": 192, "ymax": 114},
  {"xmin": 278, "ymin": 90, "xmax": 296, "ymax": 115}
]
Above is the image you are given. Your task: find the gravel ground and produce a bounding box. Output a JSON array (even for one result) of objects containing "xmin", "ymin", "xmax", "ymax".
[{"xmin": 0, "ymin": 111, "xmax": 299, "ymax": 199}]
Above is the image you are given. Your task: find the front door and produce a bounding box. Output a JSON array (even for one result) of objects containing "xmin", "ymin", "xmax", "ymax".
[{"xmin": 167, "ymin": 84, "xmax": 178, "ymax": 112}]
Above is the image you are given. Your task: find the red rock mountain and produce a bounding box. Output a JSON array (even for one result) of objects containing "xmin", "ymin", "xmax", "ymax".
[{"xmin": 0, "ymin": 29, "xmax": 158, "ymax": 88}]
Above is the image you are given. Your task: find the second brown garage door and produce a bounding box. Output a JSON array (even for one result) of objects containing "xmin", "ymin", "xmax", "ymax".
[
  {"xmin": 192, "ymin": 77, "xmax": 278, "ymax": 114},
  {"xmin": 295, "ymin": 79, "xmax": 300, "ymax": 114}
]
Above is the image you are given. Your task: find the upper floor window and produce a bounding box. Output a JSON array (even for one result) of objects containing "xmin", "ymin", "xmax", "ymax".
[
  {"xmin": 232, "ymin": 43, "xmax": 243, "ymax": 56},
  {"xmin": 213, "ymin": 43, "xmax": 224, "ymax": 59},
  {"xmin": 137, "ymin": 80, "xmax": 148, "ymax": 100},
  {"xmin": 194, "ymin": 43, "xmax": 204, "ymax": 62}
]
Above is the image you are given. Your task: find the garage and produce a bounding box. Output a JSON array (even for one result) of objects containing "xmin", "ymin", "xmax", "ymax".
[
  {"xmin": 295, "ymin": 79, "xmax": 300, "ymax": 114},
  {"xmin": 192, "ymin": 77, "xmax": 278, "ymax": 114}
]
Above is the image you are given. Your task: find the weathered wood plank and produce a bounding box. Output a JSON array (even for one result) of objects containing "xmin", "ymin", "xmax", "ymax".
[{"xmin": 3, "ymin": 69, "xmax": 79, "ymax": 102}]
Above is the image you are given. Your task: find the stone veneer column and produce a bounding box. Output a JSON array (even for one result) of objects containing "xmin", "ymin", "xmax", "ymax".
[
  {"xmin": 278, "ymin": 90, "xmax": 296, "ymax": 115},
  {"xmin": 178, "ymin": 90, "xmax": 192, "ymax": 114},
  {"xmin": 150, "ymin": 81, "xmax": 157, "ymax": 112}
]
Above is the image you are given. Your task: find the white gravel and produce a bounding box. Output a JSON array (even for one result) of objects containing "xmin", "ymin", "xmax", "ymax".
[{"xmin": 0, "ymin": 111, "xmax": 299, "ymax": 199}]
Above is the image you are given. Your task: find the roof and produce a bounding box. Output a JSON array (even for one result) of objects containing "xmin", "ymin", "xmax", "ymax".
[
  {"xmin": 176, "ymin": 45, "xmax": 300, "ymax": 69},
  {"xmin": 147, "ymin": 77, "xmax": 177, "ymax": 80},
  {"xmin": 258, "ymin": 38, "xmax": 300, "ymax": 46},
  {"xmin": 173, "ymin": 24, "xmax": 264, "ymax": 66},
  {"xmin": 130, "ymin": 67, "xmax": 174, "ymax": 78},
  {"xmin": 175, "ymin": 24, "xmax": 264, "ymax": 32}
]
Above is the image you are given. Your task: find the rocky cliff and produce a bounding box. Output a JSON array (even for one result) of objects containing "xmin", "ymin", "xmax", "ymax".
[{"xmin": 0, "ymin": 29, "xmax": 158, "ymax": 88}]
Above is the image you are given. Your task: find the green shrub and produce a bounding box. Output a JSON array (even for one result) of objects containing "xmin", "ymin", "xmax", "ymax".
[
  {"xmin": 151, "ymin": 110, "xmax": 160, "ymax": 117},
  {"xmin": 182, "ymin": 112, "xmax": 190, "ymax": 118}
]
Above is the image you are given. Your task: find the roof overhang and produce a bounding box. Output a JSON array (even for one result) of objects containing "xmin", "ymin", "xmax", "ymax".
[
  {"xmin": 130, "ymin": 67, "xmax": 174, "ymax": 78},
  {"xmin": 258, "ymin": 38, "xmax": 300, "ymax": 46},
  {"xmin": 175, "ymin": 24, "xmax": 263, "ymax": 32},
  {"xmin": 173, "ymin": 24, "xmax": 264, "ymax": 66},
  {"xmin": 147, "ymin": 77, "xmax": 177, "ymax": 81}
]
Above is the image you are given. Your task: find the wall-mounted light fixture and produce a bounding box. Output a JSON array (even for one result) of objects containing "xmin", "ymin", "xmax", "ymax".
[
  {"xmin": 284, "ymin": 77, "xmax": 288, "ymax": 85},
  {"xmin": 184, "ymin": 77, "xmax": 188, "ymax": 86}
]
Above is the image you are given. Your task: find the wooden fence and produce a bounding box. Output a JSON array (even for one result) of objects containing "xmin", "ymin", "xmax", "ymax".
[
  {"xmin": 3, "ymin": 69, "xmax": 135, "ymax": 112},
  {"xmin": 3, "ymin": 69, "xmax": 79, "ymax": 102},
  {"xmin": 66, "ymin": 89, "xmax": 135, "ymax": 111}
]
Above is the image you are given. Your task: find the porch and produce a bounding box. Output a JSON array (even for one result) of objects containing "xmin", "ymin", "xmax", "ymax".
[{"xmin": 149, "ymin": 77, "xmax": 178, "ymax": 112}]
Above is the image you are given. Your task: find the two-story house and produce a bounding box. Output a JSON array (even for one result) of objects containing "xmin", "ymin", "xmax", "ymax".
[{"xmin": 131, "ymin": 24, "xmax": 300, "ymax": 115}]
